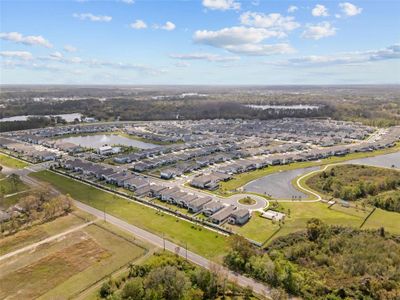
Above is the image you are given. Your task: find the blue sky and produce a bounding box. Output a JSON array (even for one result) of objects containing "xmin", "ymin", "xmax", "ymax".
[{"xmin": 1, "ymin": 0, "xmax": 399, "ymax": 84}]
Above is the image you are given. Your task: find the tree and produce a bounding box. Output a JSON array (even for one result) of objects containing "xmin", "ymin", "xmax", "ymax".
[
  {"xmin": 306, "ymin": 218, "xmax": 326, "ymax": 241},
  {"xmin": 121, "ymin": 278, "xmax": 144, "ymax": 300},
  {"xmin": 8, "ymin": 173, "xmax": 21, "ymax": 193},
  {"xmin": 144, "ymin": 266, "xmax": 190, "ymax": 300},
  {"xmin": 100, "ymin": 279, "xmax": 114, "ymax": 298}
]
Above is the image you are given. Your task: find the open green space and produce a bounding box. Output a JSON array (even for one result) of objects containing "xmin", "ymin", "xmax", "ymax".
[
  {"xmin": 362, "ymin": 208, "xmax": 400, "ymax": 234},
  {"xmin": 0, "ymin": 175, "xmax": 29, "ymax": 196},
  {"xmin": 227, "ymin": 212, "xmax": 280, "ymax": 244},
  {"xmin": 30, "ymin": 170, "xmax": 228, "ymax": 261},
  {"xmin": 0, "ymin": 153, "xmax": 29, "ymax": 169},
  {"xmin": 270, "ymin": 201, "xmax": 368, "ymax": 241},
  {"xmin": 217, "ymin": 144, "xmax": 400, "ymax": 194}
]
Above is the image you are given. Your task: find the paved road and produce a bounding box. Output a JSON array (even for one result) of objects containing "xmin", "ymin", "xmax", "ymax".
[
  {"xmin": 149, "ymin": 174, "xmax": 268, "ymax": 211},
  {"xmin": 0, "ymin": 160, "xmax": 272, "ymax": 298},
  {"xmin": 73, "ymin": 200, "xmax": 272, "ymax": 298}
]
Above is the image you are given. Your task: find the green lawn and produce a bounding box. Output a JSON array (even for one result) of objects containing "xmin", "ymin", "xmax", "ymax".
[
  {"xmin": 362, "ymin": 208, "xmax": 400, "ymax": 235},
  {"xmin": 227, "ymin": 211, "xmax": 280, "ymax": 244},
  {"xmin": 271, "ymin": 201, "xmax": 368, "ymax": 241},
  {"xmin": 0, "ymin": 176, "xmax": 29, "ymax": 195},
  {"xmin": 30, "ymin": 170, "xmax": 228, "ymax": 261},
  {"xmin": 0, "ymin": 153, "xmax": 29, "ymax": 169},
  {"xmin": 218, "ymin": 143, "xmax": 400, "ymax": 194}
]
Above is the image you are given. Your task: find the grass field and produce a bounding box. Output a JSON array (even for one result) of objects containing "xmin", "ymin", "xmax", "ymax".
[
  {"xmin": 227, "ymin": 212, "xmax": 280, "ymax": 244},
  {"xmin": 0, "ymin": 153, "xmax": 29, "ymax": 169},
  {"xmin": 0, "ymin": 175, "xmax": 29, "ymax": 195},
  {"xmin": 218, "ymin": 144, "xmax": 400, "ymax": 194},
  {"xmin": 0, "ymin": 212, "xmax": 93, "ymax": 255},
  {"xmin": 362, "ymin": 208, "xmax": 400, "ymax": 235},
  {"xmin": 271, "ymin": 201, "xmax": 369, "ymax": 241},
  {"xmin": 30, "ymin": 170, "xmax": 229, "ymax": 261},
  {"xmin": 0, "ymin": 215, "xmax": 148, "ymax": 300},
  {"xmin": 0, "ymin": 191, "xmax": 30, "ymax": 209}
]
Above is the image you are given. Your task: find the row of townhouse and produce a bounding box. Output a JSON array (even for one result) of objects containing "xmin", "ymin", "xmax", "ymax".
[
  {"xmin": 155, "ymin": 186, "xmax": 250, "ymax": 225},
  {"xmin": 57, "ymin": 158, "xmax": 252, "ymax": 227},
  {"xmin": 192, "ymin": 131, "xmax": 400, "ymax": 190},
  {"xmin": 190, "ymin": 172, "xmax": 232, "ymax": 190},
  {"xmin": 0, "ymin": 137, "xmax": 59, "ymax": 161}
]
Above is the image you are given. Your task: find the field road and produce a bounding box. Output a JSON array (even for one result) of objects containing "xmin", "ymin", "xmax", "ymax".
[
  {"xmin": 0, "ymin": 159, "xmax": 273, "ymax": 299},
  {"xmin": 0, "ymin": 221, "xmax": 93, "ymax": 262},
  {"xmin": 73, "ymin": 200, "xmax": 272, "ymax": 298}
]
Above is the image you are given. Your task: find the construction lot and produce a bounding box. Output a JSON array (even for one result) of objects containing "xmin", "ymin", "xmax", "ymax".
[{"xmin": 0, "ymin": 211, "xmax": 149, "ymax": 300}]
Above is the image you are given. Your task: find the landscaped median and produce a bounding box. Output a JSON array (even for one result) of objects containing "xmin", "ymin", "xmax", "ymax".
[{"xmin": 29, "ymin": 170, "xmax": 229, "ymax": 261}]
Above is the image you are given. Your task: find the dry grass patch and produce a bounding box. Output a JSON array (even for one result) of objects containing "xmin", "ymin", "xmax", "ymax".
[{"xmin": 0, "ymin": 238, "xmax": 109, "ymax": 300}]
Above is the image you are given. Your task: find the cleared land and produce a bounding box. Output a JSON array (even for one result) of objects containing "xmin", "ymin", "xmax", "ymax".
[
  {"xmin": 0, "ymin": 153, "xmax": 29, "ymax": 169},
  {"xmin": 0, "ymin": 215, "xmax": 147, "ymax": 300},
  {"xmin": 0, "ymin": 212, "xmax": 91, "ymax": 255},
  {"xmin": 30, "ymin": 170, "xmax": 228, "ymax": 261}
]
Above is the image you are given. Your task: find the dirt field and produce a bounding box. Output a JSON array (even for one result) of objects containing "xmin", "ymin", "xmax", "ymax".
[{"xmin": 0, "ymin": 214, "xmax": 149, "ymax": 300}]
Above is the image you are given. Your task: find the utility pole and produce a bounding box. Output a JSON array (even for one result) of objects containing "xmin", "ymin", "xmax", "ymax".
[
  {"xmin": 163, "ymin": 233, "xmax": 165, "ymax": 251},
  {"xmin": 103, "ymin": 204, "xmax": 106, "ymax": 222},
  {"xmin": 185, "ymin": 242, "xmax": 188, "ymax": 260}
]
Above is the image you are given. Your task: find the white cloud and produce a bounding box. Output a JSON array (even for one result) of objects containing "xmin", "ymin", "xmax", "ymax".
[
  {"xmin": 130, "ymin": 20, "xmax": 147, "ymax": 29},
  {"xmin": 223, "ymin": 43, "xmax": 295, "ymax": 56},
  {"xmin": 49, "ymin": 51, "xmax": 63, "ymax": 60},
  {"xmin": 64, "ymin": 45, "xmax": 77, "ymax": 52},
  {"xmin": 276, "ymin": 44, "xmax": 400, "ymax": 67},
  {"xmin": 312, "ymin": 4, "xmax": 329, "ymax": 17},
  {"xmin": 170, "ymin": 53, "xmax": 240, "ymax": 62},
  {"xmin": 339, "ymin": 2, "xmax": 362, "ymax": 16},
  {"xmin": 239, "ymin": 12, "xmax": 300, "ymax": 33},
  {"xmin": 202, "ymin": 0, "xmax": 240, "ymax": 11},
  {"xmin": 194, "ymin": 26, "xmax": 284, "ymax": 47},
  {"xmin": 175, "ymin": 61, "xmax": 190, "ymax": 68},
  {"xmin": 0, "ymin": 32, "xmax": 52, "ymax": 48},
  {"xmin": 302, "ymin": 22, "xmax": 336, "ymax": 40},
  {"xmin": 287, "ymin": 5, "xmax": 298, "ymax": 13},
  {"xmin": 161, "ymin": 21, "xmax": 176, "ymax": 31},
  {"xmin": 193, "ymin": 26, "xmax": 294, "ymax": 56},
  {"xmin": 0, "ymin": 51, "xmax": 33, "ymax": 60},
  {"xmin": 73, "ymin": 13, "xmax": 112, "ymax": 22},
  {"xmin": 121, "ymin": 0, "xmax": 134, "ymax": 4}
]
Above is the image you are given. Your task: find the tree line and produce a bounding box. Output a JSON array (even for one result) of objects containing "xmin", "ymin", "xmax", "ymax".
[{"xmin": 223, "ymin": 219, "xmax": 400, "ymax": 299}]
